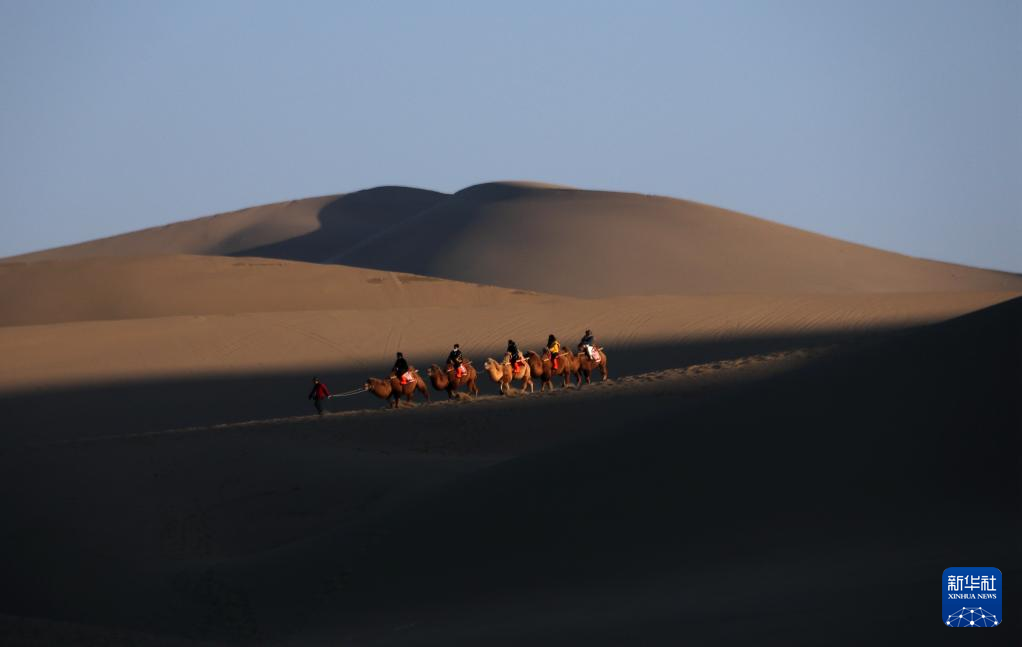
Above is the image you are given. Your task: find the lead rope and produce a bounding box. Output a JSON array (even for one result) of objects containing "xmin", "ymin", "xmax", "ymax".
[{"xmin": 328, "ymin": 386, "xmax": 368, "ymax": 399}]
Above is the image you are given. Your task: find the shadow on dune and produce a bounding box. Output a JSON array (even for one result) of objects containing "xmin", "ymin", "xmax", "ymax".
[
  {"xmin": 310, "ymin": 296, "xmax": 1022, "ymax": 645},
  {"xmin": 0, "ymin": 301, "xmax": 1019, "ymax": 644},
  {"xmin": 230, "ymin": 186, "xmax": 446, "ymax": 263},
  {"xmin": 2, "ymin": 325, "xmax": 922, "ymax": 447},
  {"xmin": 228, "ymin": 182, "xmax": 558, "ymax": 271}
]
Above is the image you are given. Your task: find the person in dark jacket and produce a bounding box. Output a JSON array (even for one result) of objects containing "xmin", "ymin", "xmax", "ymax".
[
  {"xmin": 447, "ymin": 344, "xmax": 465, "ymax": 377},
  {"xmin": 578, "ymin": 329, "xmax": 595, "ymax": 358},
  {"xmin": 392, "ymin": 352, "xmax": 410, "ymax": 379},
  {"xmin": 308, "ymin": 377, "xmax": 330, "ymax": 416},
  {"xmin": 506, "ymin": 339, "xmax": 522, "ymax": 366}
]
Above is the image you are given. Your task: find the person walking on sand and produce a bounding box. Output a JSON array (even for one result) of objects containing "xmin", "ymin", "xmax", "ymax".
[{"xmin": 308, "ymin": 377, "xmax": 330, "ymax": 416}]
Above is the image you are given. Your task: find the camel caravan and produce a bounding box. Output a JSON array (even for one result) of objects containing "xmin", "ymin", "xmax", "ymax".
[{"xmin": 363, "ymin": 331, "xmax": 608, "ymax": 408}]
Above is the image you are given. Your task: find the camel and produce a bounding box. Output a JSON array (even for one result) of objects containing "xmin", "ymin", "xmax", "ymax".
[
  {"xmin": 364, "ymin": 369, "xmax": 430, "ymax": 408},
  {"xmin": 525, "ymin": 351, "xmax": 548, "ymax": 390},
  {"xmin": 541, "ymin": 348, "xmax": 582, "ymax": 389},
  {"xmin": 427, "ymin": 361, "xmax": 480, "ymax": 399},
  {"xmin": 483, "ymin": 353, "xmax": 534, "ymax": 394},
  {"xmin": 576, "ymin": 347, "xmax": 609, "ymax": 385}
]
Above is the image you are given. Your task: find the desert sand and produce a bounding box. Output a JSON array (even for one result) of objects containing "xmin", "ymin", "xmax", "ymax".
[
  {"xmin": 0, "ymin": 183, "xmax": 1019, "ymax": 645},
  {"xmin": 0, "ymin": 255, "xmax": 546, "ymax": 327}
]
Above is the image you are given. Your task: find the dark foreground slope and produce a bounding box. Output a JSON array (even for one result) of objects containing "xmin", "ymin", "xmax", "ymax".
[
  {"xmin": 0, "ymin": 299, "xmax": 1017, "ymax": 645},
  {"xmin": 298, "ymin": 295, "xmax": 1022, "ymax": 644}
]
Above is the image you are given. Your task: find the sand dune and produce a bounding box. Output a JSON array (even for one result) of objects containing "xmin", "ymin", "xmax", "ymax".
[
  {"xmin": 2, "ymin": 179, "xmax": 1020, "ymax": 644},
  {"xmin": 0, "ymin": 291, "xmax": 1014, "ymax": 453},
  {"xmin": 291, "ymin": 295, "xmax": 1022, "ymax": 646},
  {"xmin": 7, "ymin": 186, "xmax": 446, "ymax": 263},
  {"xmin": 9, "ymin": 182, "xmax": 1019, "ymax": 297},
  {"xmin": 0, "ymin": 255, "xmax": 545, "ymax": 326},
  {"xmin": 0, "ymin": 291, "xmax": 1012, "ymax": 394},
  {"xmin": 0, "ymin": 295, "xmax": 1017, "ymax": 644},
  {"xmin": 336, "ymin": 182, "xmax": 1022, "ymax": 296}
]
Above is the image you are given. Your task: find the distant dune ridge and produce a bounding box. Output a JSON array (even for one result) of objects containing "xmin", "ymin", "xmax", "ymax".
[
  {"xmin": 8, "ymin": 186, "xmax": 446, "ymax": 264},
  {"xmin": 8, "ymin": 181, "xmax": 1020, "ymax": 297}
]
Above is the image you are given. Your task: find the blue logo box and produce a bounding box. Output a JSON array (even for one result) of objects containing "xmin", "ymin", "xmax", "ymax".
[{"xmin": 943, "ymin": 567, "xmax": 1001, "ymax": 627}]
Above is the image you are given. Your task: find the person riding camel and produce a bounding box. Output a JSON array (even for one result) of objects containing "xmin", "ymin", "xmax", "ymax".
[
  {"xmin": 392, "ymin": 352, "xmax": 413, "ymax": 384},
  {"xmin": 546, "ymin": 334, "xmax": 561, "ymax": 370},
  {"xmin": 579, "ymin": 329, "xmax": 597, "ymax": 360},
  {"xmin": 506, "ymin": 339, "xmax": 523, "ymax": 370},
  {"xmin": 447, "ymin": 344, "xmax": 466, "ymax": 378}
]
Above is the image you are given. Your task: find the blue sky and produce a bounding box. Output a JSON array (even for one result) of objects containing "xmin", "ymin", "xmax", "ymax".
[{"xmin": 2, "ymin": 0, "xmax": 1019, "ymax": 271}]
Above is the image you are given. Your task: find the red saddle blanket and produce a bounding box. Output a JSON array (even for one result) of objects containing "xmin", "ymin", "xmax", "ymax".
[{"xmin": 400, "ymin": 371, "xmax": 414, "ymax": 385}]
